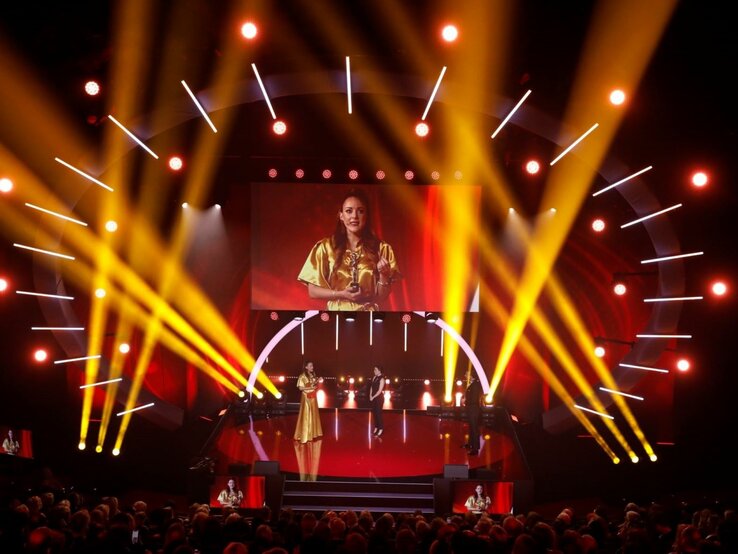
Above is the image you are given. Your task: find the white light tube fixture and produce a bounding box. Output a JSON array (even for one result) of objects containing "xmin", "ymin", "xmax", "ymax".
[
  {"xmin": 16, "ymin": 290, "xmax": 74, "ymax": 300},
  {"xmin": 54, "ymin": 355, "xmax": 101, "ymax": 364},
  {"xmin": 25, "ymin": 203, "xmax": 88, "ymax": 226},
  {"xmin": 421, "ymin": 66, "xmax": 447, "ymax": 121},
  {"xmin": 550, "ymin": 123, "xmax": 599, "ymax": 166},
  {"xmin": 621, "ymin": 203, "xmax": 682, "ymax": 228},
  {"xmin": 345, "ymin": 56, "xmax": 353, "ymax": 114},
  {"xmin": 574, "ymin": 404, "xmax": 615, "ymax": 419},
  {"xmin": 80, "ymin": 377, "xmax": 123, "ymax": 389},
  {"xmin": 619, "ymin": 362, "xmax": 669, "ymax": 374},
  {"xmin": 181, "ymin": 80, "xmax": 218, "ymax": 133},
  {"xmin": 251, "ymin": 63, "xmax": 276, "ymax": 119},
  {"xmin": 592, "ymin": 166, "xmax": 652, "ymax": 197},
  {"xmin": 641, "ymin": 251, "xmax": 704, "ymax": 264},
  {"xmin": 599, "ymin": 386, "xmax": 644, "ymax": 401},
  {"xmin": 107, "ymin": 115, "xmax": 159, "ymax": 159},
  {"xmin": 491, "ymin": 89, "xmax": 532, "ymax": 139},
  {"xmin": 116, "ymin": 402, "xmax": 155, "ymax": 416},
  {"xmin": 54, "ymin": 157, "xmax": 114, "ymax": 191}
]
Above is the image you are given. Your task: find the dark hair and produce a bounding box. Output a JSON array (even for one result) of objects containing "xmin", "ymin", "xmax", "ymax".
[
  {"xmin": 330, "ymin": 189, "xmax": 381, "ymax": 279},
  {"xmin": 373, "ymin": 365, "xmax": 383, "ymax": 375},
  {"xmin": 304, "ymin": 360, "xmax": 314, "ymax": 370}
]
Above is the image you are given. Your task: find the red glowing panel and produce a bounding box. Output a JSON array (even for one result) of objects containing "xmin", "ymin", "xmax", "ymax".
[
  {"xmin": 272, "ymin": 120, "xmax": 287, "ymax": 135},
  {"xmin": 691, "ymin": 171, "xmax": 708, "ymax": 188},
  {"xmin": 168, "ymin": 156, "xmax": 184, "ymax": 171},
  {"xmin": 240, "ymin": 21, "xmax": 258, "ymax": 40},
  {"xmin": 84, "ymin": 80, "xmax": 100, "ymax": 96},
  {"xmin": 415, "ymin": 122, "xmax": 429, "ymax": 137},
  {"xmin": 525, "ymin": 160, "xmax": 540, "ymax": 174},
  {"xmin": 711, "ymin": 281, "xmax": 727, "ymax": 296},
  {"xmin": 592, "ymin": 218, "xmax": 605, "ymax": 232},
  {"xmin": 441, "ymin": 24, "xmax": 459, "ymax": 43}
]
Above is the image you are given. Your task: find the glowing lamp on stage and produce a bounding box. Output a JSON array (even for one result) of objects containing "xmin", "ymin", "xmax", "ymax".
[
  {"xmin": 240, "ymin": 21, "xmax": 258, "ymax": 40},
  {"xmin": 295, "ymin": 168, "xmax": 304, "ymax": 179},
  {"xmin": 112, "ymin": 448, "xmax": 120, "ymax": 456},
  {"xmin": 0, "ymin": 177, "xmax": 13, "ymax": 193},
  {"xmin": 358, "ymin": 377, "xmax": 363, "ymax": 383},
  {"xmin": 320, "ymin": 311, "xmax": 330, "ymax": 322},
  {"xmin": 94, "ymin": 288, "xmax": 106, "ymax": 299},
  {"xmin": 594, "ymin": 345, "xmax": 606, "ymax": 358},
  {"xmin": 630, "ymin": 455, "xmax": 639, "ymax": 463},
  {"xmin": 454, "ymin": 170, "xmax": 463, "ymax": 180},
  {"xmin": 348, "ymin": 169, "xmax": 358, "ymax": 180},
  {"xmin": 95, "ymin": 445, "xmax": 103, "ymax": 453},
  {"xmin": 348, "ymin": 377, "xmax": 355, "ymax": 384},
  {"xmin": 431, "ymin": 171, "xmax": 440, "ymax": 180},
  {"xmin": 322, "ymin": 169, "xmax": 332, "ymax": 179},
  {"xmin": 33, "ymin": 349, "xmax": 48, "ymax": 362},
  {"xmin": 441, "ymin": 24, "xmax": 459, "ymax": 43},
  {"xmin": 424, "ymin": 379, "xmax": 430, "ymax": 386},
  {"xmin": 345, "ymin": 315, "xmax": 355, "ymax": 322},
  {"xmin": 168, "ymin": 156, "xmax": 184, "ymax": 171},
  {"xmin": 385, "ymin": 378, "xmax": 390, "ymax": 385},
  {"xmin": 402, "ymin": 313, "xmax": 412, "ymax": 324},
  {"xmin": 105, "ymin": 220, "xmax": 118, "ymax": 232},
  {"xmin": 691, "ymin": 171, "xmax": 708, "ymax": 188},
  {"xmin": 78, "ymin": 442, "xmax": 86, "ymax": 450},
  {"xmin": 456, "ymin": 380, "xmax": 463, "ymax": 386},
  {"xmin": 613, "ymin": 282, "xmax": 627, "ymax": 296},
  {"xmin": 649, "ymin": 454, "xmax": 658, "ymax": 462},
  {"xmin": 238, "ymin": 390, "xmax": 246, "ymax": 398},
  {"xmin": 119, "ymin": 343, "xmax": 130, "ymax": 354},
  {"xmin": 485, "ymin": 394, "xmax": 494, "ymax": 404},
  {"xmin": 0, "ymin": 277, "xmax": 8, "ymax": 292},
  {"xmin": 270, "ymin": 311, "xmax": 279, "ymax": 320},
  {"xmin": 278, "ymin": 376, "xmax": 285, "ymax": 383},
  {"xmin": 182, "ymin": 202, "xmax": 189, "ymax": 208},
  {"xmin": 525, "ymin": 160, "xmax": 540, "ymax": 174},
  {"xmin": 415, "ymin": 122, "xmax": 429, "ymax": 137},
  {"xmin": 272, "ymin": 120, "xmax": 287, "ymax": 135},
  {"xmin": 609, "ymin": 89, "xmax": 626, "ymax": 106},
  {"xmin": 676, "ymin": 358, "xmax": 690, "ymax": 372},
  {"xmin": 404, "ymin": 170, "xmax": 414, "ymax": 180},
  {"xmin": 711, "ymin": 281, "xmax": 727, "ymax": 297},
  {"xmin": 592, "ymin": 218, "xmax": 605, "ymax": 232},
  {"xmin": 268, "ymin": 168, "xmax": 278, "ymax": 178},
  {"xmin": 84, "ymin": 80, "xmax": 100, "ymax": 96},
  {"xmin": 376, "ymin": 170, "xmax": 385, "ymax": 180}
]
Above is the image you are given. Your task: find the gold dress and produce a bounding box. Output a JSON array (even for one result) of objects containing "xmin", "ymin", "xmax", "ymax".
[
  {"xmin": 294, "ymin": 373, "xmax": 323, "ymax": 443},
  {"xmin": 298, "ymin": 238, "xmax": 401, "ymax": 311},
  {"xmin": 465, "ymin": 494, "xmax": 491, "ymax": 513}
]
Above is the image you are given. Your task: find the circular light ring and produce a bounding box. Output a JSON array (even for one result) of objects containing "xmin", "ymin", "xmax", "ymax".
[{"xmin": 272, "ymin": 120, "xmax": 287, "ymax": 135}]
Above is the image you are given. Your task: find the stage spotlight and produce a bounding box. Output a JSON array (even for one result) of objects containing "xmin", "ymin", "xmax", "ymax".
[
  {"xmin": 676, "ymin": 358, "xmax": 691, "ymax": 372},
  {"xmin": 278, "ymin": 376, "xmax": 285, "ymax": 383},
  {"xmin": 0, "ymin": 177, "xmax": 13, "ymax": 193},
  {"xmin": 691, "ymin": 171, "xmax": 708, "ymax": 188},
  {"xmin": 385, "ymin": 378, "xmax": 390, "ymax": 385},
  {"xmin": 268, "ymin": 168, "xmax": 278, "ymax": 178},
  {"xmin": 112, "ymin": 448, "xmax": 120, "ymax": 456},
  {"xmin": 357, "ymin": 377, "xmax": 363, "ymax": 383},
  {"xmin": 424, "ymin": 379, "xmax": 430, "ymax": 386},
  {"xmin": 33, "ymin": 349, "xmax": 48, "ymax": 362},
  {"xmin": 78, "ymin": 442, "xmax": 86, "ymax": 450},
  {"xmin": 401, "ymin": 313, "xmax": 412, "ymax": 323},
  {"xmin": 119, "ymin": 343, "xmax": 130, "ymax": 354},
  {"xmin": 348, "ymin": 169, "xmax": 358, "ymax": 180},
  {"xmin": 270, "ymin": 311, "xmax": 279, "ymax": 321},
  {"xmin": 345, "ymin": 314, "xmax": 355, "ymax": 322},
  {"xmin": 322, "ymin": 169, "xmax": 332, "ymax": 179},
  {"xmin": 594, "ymin": 345, "xmax": 606, "ymax": 358},
  {"xmin": 95, "ymin": 445, "xmax": 103, "ymax": 453},
  {"xmin": 293, "ymin": 313, "xmax": 304, "ymax": 321},
  {"xmin": 592, "ymin": 218, "xmax": 605, "ymax": 232},
  {"xmin": 630, "ymin": 455, "xmax": 639, "ymax": 463},
  {"xmin": 415, "ymin": 122, "xmax": 429, "ymax": 137},
  {"xmin": 649, "ymin": 454, "xmax": 658, "ymax": 462},
  {"xmin": 84, "ymin": 80, "xmax": 100, "ymax": 96},
  {"xmin": 272, "ymin": 120, "xmax": 287, "ymax": 135},
  {"xmin": 238, "ymin": 390, "xmax": 246, "ymax": 398},
  {"xmin": 105, "ymin": 220, "xmax": 118, "ymax": 232},
  {"xmin": 349, "ymin": 377, "xmax": 355, "ymax": 384},
  {"xmin": 525, "ymin": 160, "xmax": 540, "ymax": 174},
  {"xmin": 182, "ymin": 202, "xmax": 189, "ymax": 208},
  {"xmin": 431, "ymin": 171, "xmax": 440, "ymax": 180},
  {"xmin": 373, "ymin": 312, "xmax": 385, "ymax": 322},
  {"xmin": 168, "ymin": 156, "xmax": 184, "ymax": 171},
  {"xmin": 214, "ymin": 204, "xmax": 221, "ymax": 210},
  {"xmin": 613, "ymin": 282, "xmax": 627, "ymax": 296},
  {"xmin": 375, "ymin": 170, "xmax": 385, "ymax": 180},
  {"xmin": 425, "ymin": 312, "xmax": 438, "ymax": 323},
  {"xmin": 454, "ymin": 170, "xmax": 463, "ymax": 180},
  {"xmin": 609, "ymin": 89, "xmax": 626, "ymax": 105},
  {"xmin": 711, "ymin": 280, "xmax": 727, "ymax": 296},
  {"xmin": 404, "ymin": 170, "xmax": 415, "ymax": 180},
  {"xmin": 320, "ymin": 311, "xmax": 330, "ymax": 322},
  {"xmin": 0, "ymin": 277, "xmax": 8, "ymax": 292},
  {"xmin": 441, "ymin": 24, "xmax": 459, "ymax": 43},
  {"xmin": 295, "ymin": 168, "xmax": 304, "ymax": 179},
  {"xmin": 456, "ymin": 379, "xmax": 463, "ymax": 386},
  {"xmin": 240, "ymin": 21, "xmax": 258, "ymax": 40},
  {"xmin": 95, "ymin": 288, "xmax": 106, "ymax": 298}
]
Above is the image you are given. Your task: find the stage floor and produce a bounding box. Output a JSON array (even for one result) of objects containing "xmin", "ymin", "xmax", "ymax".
[{"xmin": 212, "ymin": 409, "xmax": 531, "ymax": 480}]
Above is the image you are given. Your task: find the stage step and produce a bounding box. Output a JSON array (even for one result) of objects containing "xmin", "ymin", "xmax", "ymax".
[{"xmin": 282, "ymin": 480, "xmax": 435, "ymax": 514}]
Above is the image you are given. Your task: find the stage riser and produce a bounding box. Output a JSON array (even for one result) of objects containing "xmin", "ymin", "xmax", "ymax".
[{"xmin": 283, "ymin": 480, "xmax": 434, "ymax": 513}]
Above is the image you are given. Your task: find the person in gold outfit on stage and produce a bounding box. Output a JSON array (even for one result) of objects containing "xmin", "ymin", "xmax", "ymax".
[
  {"xmin": 294, "ymin": 361, "xmax": 323, "ymax": 443},
  {"xmin": 298, "ymin": 188, "xmax": 401, "ymax": 311}
]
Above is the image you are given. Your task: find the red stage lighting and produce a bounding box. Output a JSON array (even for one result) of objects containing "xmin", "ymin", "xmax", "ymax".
[
  {"xmin": 119, "ymin": 343, "xmax": 131, "ymax": 354},
  {"xmin": 348, "ymin": 170, "xmax": 358, "ymax": 180},
  {"xmin": 320, "ymin": 311, "xmax": 330, "ymax": 322},
  {"xmin": 0, "ymin": 177, "xmax": 13, "ymax": 193},
  {"xmin": 401, "ymin": 313, "xmax": 411, "ymax": 324},
  {"xmin": 404, "ymin": 170, "xmax": 414, "ymax": 180},
  {"xmin": 441, "ymin": 24, "xmax": 459, "ymax": 43},
  {"xmin": 711, "ymin": 280, "xmax": 728, "ymax": 297},
  {"xmin": 375, "ymin": 170, "xmax": 385, "ymax": 180},
  {"xmin": 33, "ymin": 349, "xmax": 48, "ymax": 362},
  {"xmin": 240, "ymin": 21, "xmax": 258, "ymax": 40},
  {"xmin": 84, "ymin": 80, "xmax": 101, "ymax": 96},
  {"xmin": 676, "ymin": 358, "xmax": 691, "ymax": 372},
  {"xmin": 424, "ymin": 379, "xmax": 430, "ymax": 386},
  {"xmin": 272, "ymin": 120, "xmax": 287, "ymax": 135},
  {"xmin": 613, "ymin": 282, "xmax": 627, "ymax": 296},
  {"xmin": 270, "ymin": 311, "xmax": 279, "ymax": 321},
  {"xmin": 691, "ymin": 171, "xmax": 708, "ymax": 188},
  {"xmin": 592, "ymin": 218, "xmax": 606, "ymax": 232},
  {"xmin": 322, "ymin": 169, "xmax": 332, "ymax": 179},
  {"xmin": 168, "ymin": 156, "xmax": 184, "ymax": 171},
  {"xmin": 268, "ymin": 168, "xmax": 278, "ymax": 178},
  {"xmin": 348, "ymin": 377, "xmax": 355, "ymax": 384},
  {"xmin": 431, "ymin": 171, "xmax": 440, "ymax": 181},
  {"xmin": 594, "ymin": 346, "xmax": 606, "ymax": 358},
  {"xmin": 525, "ymin": 160, "xmax": 540, "ymax": 174},
  {"xmin": 609, "ymin": 89, "xmax": 626, "ymax": 105},
  {"xmin": 415, "ymin": 122, "xmax": 429, "ymax": 137},
  {"xmin": 278, "ymin": 375, "xmax": 285, "ymax": 383},
  {"xmin": 0, "ymin": 277, "xmax": 8, "ymax": 292},
  {"xmin": 295, "ymin": 168, "xmax": 304, "ymax": 179}
]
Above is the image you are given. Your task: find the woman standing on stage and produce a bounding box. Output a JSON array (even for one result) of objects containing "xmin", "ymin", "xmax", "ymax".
[
  {"xmin": 294, "ymin": 361, "xmax": 323, "ymax": 444},
  {"xmin": 370, "ymin": 365, "xmax": 385, "ymax": 437},
  {"xmin": 464, "ymin": 484, "xmax": 492, "ymax": 513}
]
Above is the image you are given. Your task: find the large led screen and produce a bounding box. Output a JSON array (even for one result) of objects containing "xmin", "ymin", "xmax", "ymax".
[{"xmin": 251, "ymin": 184, "xmax": 480, "ymax": 312}]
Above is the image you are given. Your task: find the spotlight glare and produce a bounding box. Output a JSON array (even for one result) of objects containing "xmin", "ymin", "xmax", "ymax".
[
  {"xmin": 78, "ymin": 442, "xmax": 86, "ymax": 450},
  {"xmin": 375, "ymin": 170, "xmax": 385, "ymax": 180},
  {"xmin": 34, "ymin": 349, "xmax": 48, "ymax": 362},
  {"xmin": 691, "ymin": 171, "xmax": 708, "ymax": 187},
  {"xmin": 295, "ymin": 168, "xmax": 304, "ymax": 179},
  {"xmin": 613, "ymin": 283, "xmax": 627, "ymax": 296},
  {"xmin": 105, "ymin": 220, "xmax": 118, "ymax": 232},
  {"xmin": 0, "ymin": 277, "xmax": 8, "ymax": 292},
  {"xmin": 441, "ymin": 24, "xmax": 459, "ymax": 42},
  {"xmin": 594, "ymin": 346, "xmax": 606, "ymax": 358},
  {"xmin": 240, "ymin": 21, "xmax": 258, "ymax": 40},
  {"xmin": 272, "ymin": 120, "xmax": 287, "ymax": 135},
  {"xmin": 631, "ymin": 455, "xmax": 639, "ymax": 463},
  {"xmin": 609, "ymin": 89, "xmax": 626, "ymax": 105},
  {"xmin": 268, "ymin": 168, "xmax": 278, "ymax": 178},
  {"xmin": 0, "ymin": 177, "xmax": 13, "ymax": 193},
  {"xmin": 424, "ymin": 379, "xmax": 430, "ymax": 385},
  {"xmin": 711, "ymin": 281, "xmax": 727, "ymax": 296},
  {"xmin": 278, "ymin": 375, "xmax": 285, "ymax": 383},
  {"xmin": 322, "ymin": 169, "xmax": 332, "ymax": 179},
  {"xmin": 84, "ymin": 80, "xmax": 100, "ymax": 96},
  {"xmin": 94, "ymin": 288, "xmax": 106, "ymax": 298},
  {"xmin": 182, "ymin": 202, "xmax": 189, "ymax": 208},
  {"xmin": 456, "ymin": 380, "xmax": 463, "ymax": 386},
  {"xmin": 415, "ymin": 122, "xmax": 429, "ymax": 137},
  {"xmin": 404, "ymin": 170, "xmax": 414, "ymax": 180},
  {"xmin": 525, "ymin": 160, "xmax": 540, "ymax": 174},
  {"xmin": 431, "ymin": 171, "xmax": 440, "ymax": 180},
  {"xmin": 168, "ymin": 156, "xmax": 184, "ymax": 171},
  {"xmin": 348, "ymin": 377, "xmax": 355, "ymax": 384},
  {"xmin": 348, "ymin": 169, "xmax": 358, "ymax": 180},
  {"xmin": 649, "ymin": 454, "xmax": 658, "ymax": 462},
  {"xmin": 214, "ymin": 204, "xmax": 221, "ymax": 210},
  {"xmin": 592, "ymin": 218, "xmax": 606, "ymax": 232},
  {"xmin": 676, "ymin": 358, "xmax": 690, "ymax": 372},
  {"xmin": 112, "ymin": 448, "xmax": 120, "ymax": 456},
  {"xmin": 95, "ymin": 445, "xmax": 103, "ymax": 453},
  {"xmin": 119, "ymin": 343, "xmax": 130, "ymax": 354}
]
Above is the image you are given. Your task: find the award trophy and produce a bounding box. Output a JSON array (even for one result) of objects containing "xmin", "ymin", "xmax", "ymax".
[{"xmin": 348, "ymin": 251, "xmax": 360, "ymax": 292}]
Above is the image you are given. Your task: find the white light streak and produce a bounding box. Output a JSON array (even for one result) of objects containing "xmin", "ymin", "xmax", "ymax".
[
  {"xmin": 25, "ymin": 203, "xmax": 88, "ymax": 226},
  {"xmin": 300, "ymin": 320, "xmax": 304, "ymax": 356},
  {"xmin": 404, "ymin": 322, "xmax": 408, "ymax": 352},
  {"xmin": 644, "ymin": 296, "xmax": 703, "ymax": 303},
  {"xmin": 336, "ymin": 316, "xmax": 339, "ymax": 351},
  {"xmin": 421, "ymin": 66, "xmax": 447, "ymax": 121},
  {"xmin": 440, "ymin": 329, "xmax": 444, "ymax": 357},
  {"xmin": 369, "ymin": 311, "xmax": 373, "ymax": 346},
  {"xmin": 116, "ymin": 402, "xmax": 155, "ymax": 416},
  {"xmin": 621, "ymin": 203, "xmax": 682, "ymax": 228},
  {"xmin": 14, "ymin": 243, "xmax": 75, "ymax": 260},
  {"xmin": 491, "ymin": 89, "xmax": 532, "ymax": 139},
  {"xmin": 637, "ymin": 334, "xmax": 692, "ymax": 339},
  {"xmin": 180, "ymin": 80, "xmax": 218, "ymax": 133},
  {"xmin": 16, "ymin": 290, "xmax": 74, "ymax": 300},
  {"xmin": 574, "ymin": 404, "xmax": 615, "ymax": 419},
  {"xmin": 592, "ymin": 166, "xmax": 653, "ymax": 197},
  {"xmin": 619, "ymin": 363, "xmax": 669, "ymax": 374},
  {"xmin": 599, "ymin": 387, "xmax": 644, "ymax": 401},
  {"xmin": 550, "ymin": 123, "xmax": 599, "ymax": 166},
  {"xmin": 54, "ymin": 355, "xmax": 101, "ymax": 364},
  {"xmin": 80, "ymin": 378, "xmax": 123, "ymax": 389},
  {"xmin": 641, "ymin": 251, "xmax": 704, "ymax": 264},
  {"xmin": 251, "ymin": 63, "xmax": 276, "ymax": 119},
  {"xmin": 54, "ymin": 157, "xmax": 114, "ymax": 191},
  {"xmin": 107, "ymin": 115, "xmax": 159, "ymax": 159},
  {"xmin": 31, "ymin": 326, "xmax": 85, "ymax": 331},
  {"xmin": 345, "ymin": 56, "xmax": 352, "ymax": 114}
]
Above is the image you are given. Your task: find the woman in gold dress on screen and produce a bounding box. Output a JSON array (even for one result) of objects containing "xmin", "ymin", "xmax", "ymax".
[
  {"xmin": 298, "ymin": 188, "xmax": 401, "ymax": 311},
  {"xmin": 294, "ymin": 360, "xmax": 323, "ymax": 443}
]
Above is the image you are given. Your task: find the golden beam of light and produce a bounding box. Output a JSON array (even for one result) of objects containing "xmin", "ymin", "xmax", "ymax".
[
  {"xmin": 490, "ymin": 0, "xmax": 678, "ymax": 399},
  {"xmin": 96, "ymin": 320, "xmax": 132, "ymax": 450},
  {"xmin": 79, "ymin": 279, "xmax": 109, "ymax": 445}
]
